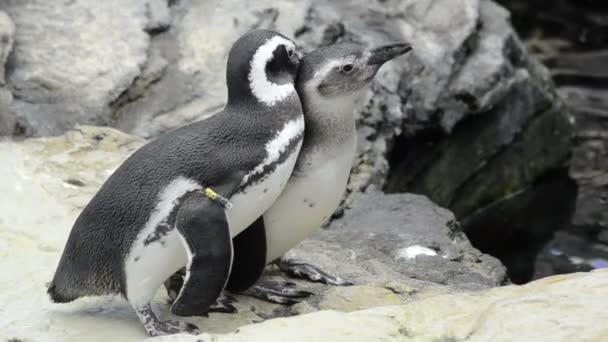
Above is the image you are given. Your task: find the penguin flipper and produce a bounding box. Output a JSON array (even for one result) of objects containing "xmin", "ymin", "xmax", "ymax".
[
  {"xmin": 171, "ymin": 192, "xmax": 233, "ymax": 317},
  {"xmin": 225, "ymin": 216, "xmax": 268, "ymax": 292},
  {"xmin": 166, "ymin": 216, "xmax": 268, "ymax": 301}
]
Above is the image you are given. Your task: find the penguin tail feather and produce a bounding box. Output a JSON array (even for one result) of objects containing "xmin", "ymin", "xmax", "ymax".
[{"xmin": 47, "ymin": 282, "xmax": 78, "ymax": 303}]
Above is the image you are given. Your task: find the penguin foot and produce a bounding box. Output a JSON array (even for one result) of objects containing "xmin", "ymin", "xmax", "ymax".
[
  {"xmin": 243, "ymin": 280, "xmax": 314, "ymax": 305},
  {"xmin": 136, "ymin": 305, "xmax": 199, "ymax": 337},
  {"xmin": 165, "ymin": 272, "xmax": 237, "ymax": 315},
  {"xmin": 207, "ymin": 292, "xmax": 238, "ymax": 314},
  {"xmin": 165, "ymin": 269, "xmax": 186, "ymax": 304},
  {"xmin": 277, "ymin": 257, "xmax": 354, "ymax": 286},
  {"xmin": 171, "ymin": 291, "xmax": 237, "ymax": 317},
  {"xmin": 165, "ymin": 268, "xmax": 238, "ymax": 312},
  {"xmin": 146, "ymin": 319, "xmax": 199, "ymax": 337}
]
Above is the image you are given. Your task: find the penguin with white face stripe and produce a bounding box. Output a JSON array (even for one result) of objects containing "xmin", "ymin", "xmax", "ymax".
[
  {"xmin": 167, "ymin": 42, "xmax": 413, "ymax": 304},
  {"xmin": 47, "ymin": 29, "xmax": 305, "ymax": 336},
  {"xmin": 220, "ymin": 42, "xmax": 413, "ymax": 300}
]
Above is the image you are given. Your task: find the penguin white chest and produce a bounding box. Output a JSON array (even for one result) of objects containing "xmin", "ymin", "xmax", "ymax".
[
  {"xmin": 264, "ymin": 140, "xmax": 356, "ymax": 262},
  {"xmin": 225, "ymin": 115, "xmax": 305, "ymax": 237},
  {"xmin": 123, "ymin": 116, "xmax": 304, "ymax": 306},
  {"xmin": 225, "ymin": 141, "xmax": 302, "ymax": 238}
]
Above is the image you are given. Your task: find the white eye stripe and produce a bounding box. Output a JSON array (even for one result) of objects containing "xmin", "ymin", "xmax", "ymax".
[
  {"xmin": 249, "ymin": 36, "xmax": 297, "ymax": 106},
  {"xmin": 312, "ymin": 57, "xmax": 355, "ymax": 83}
]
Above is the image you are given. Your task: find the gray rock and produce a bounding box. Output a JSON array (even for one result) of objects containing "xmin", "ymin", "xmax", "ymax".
[
  {"xmin": 0, "ymin": 11, "xmax": 14, "ymax": 85},
  {"xmin": 107, "ymin": 0, "xmax": 572, "ymax": 208},
  {"xmin": 0, "ymin": 11, "xmax": 15, "ymax": 136},
  {"xmin": 0, "ymin": 126, "xmax": 505, "ymax": 340},
  {"xmin": 157, "ymin": 270, "xmax": 608, "ymax": 342},
  {"xmin": 1, "ymin": 0, "xmax": 574, "ymax": 280},
  {"xmin": 114, "ymin": 1, "xmax": 310, "ymax": 138},
  {"xmin": 1, "ymin": 0, "xmax": 167, "ymax": 136},
  {"xmin": 287, "ymin": 192, "xmax": 508, "ymax": 290}
]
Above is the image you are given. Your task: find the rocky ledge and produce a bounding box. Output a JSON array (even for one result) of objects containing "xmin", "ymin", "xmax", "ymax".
[
  {"xmin": 1, "ymin": 126, "xmax": 505, "ymax": 341},
  {"xmin": 153, "ymin": 269, "xmax": 608, "ymax": 342},
  {"xmin": 0, "ymin": 0, "xmax": 577, "ymax": 281},
  {"xmin": 2, "ymin": 127, "xmax": 603, "ymax": 342}
]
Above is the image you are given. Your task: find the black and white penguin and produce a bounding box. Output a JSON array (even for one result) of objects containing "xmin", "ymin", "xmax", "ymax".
[
  {"xmin": 47, "ymin": 29, "xmax": 305, "ymax": 336},
  {"xmin": 219, "ymin": 42, "xmax": 413, "ymax": 299}
]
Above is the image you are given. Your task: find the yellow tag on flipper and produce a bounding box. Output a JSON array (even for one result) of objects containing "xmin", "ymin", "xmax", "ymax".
[{"xmin": 202, "ymin": 187, "xmax": 233, "ymax": 209}]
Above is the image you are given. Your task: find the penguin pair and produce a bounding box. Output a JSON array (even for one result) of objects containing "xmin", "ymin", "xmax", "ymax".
[
  {"xmin": 48, "ymin": 29, "xmax": 411, "ymax": 336},
  {"xmin": 167, "ymin": 41, "xmax": 414, "ymax": 306}
]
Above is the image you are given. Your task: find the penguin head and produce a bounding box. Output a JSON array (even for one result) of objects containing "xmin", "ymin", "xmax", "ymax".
[
  {"xmin": 297, "ymin": 43, "xmax": 411, "ymax": 101},
  {"xmin": 226, "ymin": 29, "xmax": 303, "ymax": 107}
]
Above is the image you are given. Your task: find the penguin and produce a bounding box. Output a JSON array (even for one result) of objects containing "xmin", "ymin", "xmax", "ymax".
[
  {"xmin": 47, "ymin": 29, "xmax": 305, "ymax": 337},
  {"xmin": 226, "ymin": 42, "xmax": 413, "ymax": 299},
  {"xmin": 165, "ymin": 42, "xmax": 413, "ymax": 303}
]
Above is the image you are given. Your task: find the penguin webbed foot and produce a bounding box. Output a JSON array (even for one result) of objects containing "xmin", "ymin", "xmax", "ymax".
[
  {"xmin": 276, "ymin": 257, "xmax": 354, "ymax": 286},
  {"xmin": 242, "ymin": 279, "xmax": 314, "ymax": 305},
  {"xmin": 165, "ymin": 268, "xmax": 186, "ymax": 304},
  {"xmin": 207, "ymin": 292, "xmax": 238, "ymax": 314},
  {"xmin": 165, "ymin": 271, "xmax": 238, "ymax": 315},
  {"xmin": 136, "ymin": 305, "xmax": 199, "ymax": 337}
]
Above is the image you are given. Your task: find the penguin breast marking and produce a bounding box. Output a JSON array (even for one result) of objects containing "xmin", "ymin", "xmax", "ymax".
[
  {"xmin": 122, "ymin": 115, "xmax": 304, "ymax": 307},
  {"xmin": 124, "ymin": 177, "xmax": 201, "ymax": 307},
  {"xmin": 263, "ymin": 137, "xmax": 357, "ymax": 262},
  {"xmin": 226, "ymin": 115, "xmax": 305, "ymax": 237}
]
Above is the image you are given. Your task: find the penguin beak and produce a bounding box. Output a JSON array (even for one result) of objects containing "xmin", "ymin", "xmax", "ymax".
[{"xmin": 367, "ymin": 43, "xmax": 412, "ymax": 66}]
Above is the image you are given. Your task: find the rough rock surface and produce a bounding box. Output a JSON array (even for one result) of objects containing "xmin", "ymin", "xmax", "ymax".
[
  {"xmin": 290, "ymin": 192, "xmax": 508, "ymax": 290},
  {"xmin": 0, "ymin": 0, "xmax": 575, "ymax": 280},
  {"xmin": 494, "ymin": 0, "xmax": 608, "ymax": 280},
  {"xmin": 0, "ymin": 11, "xmax": 15, "ymax": 136},
  {"xmin": 152, "ymin": 270, "xmax": 608, "ymax": 342},
  {"xmin": 114, "ymin": 0, "xmax": 310, "ymax": 138},
  {"xmin": 0, "ymin": 126, "xmax": 503, "ymax": 341},
  {"xmin": 1, "ymin": 0, "xmax": 169, "ymax": 136}
]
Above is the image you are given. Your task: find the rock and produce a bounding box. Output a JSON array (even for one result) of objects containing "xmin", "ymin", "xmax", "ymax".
[
  {"xmin": 2, "ymin": 0, "xmax": 168, "ymax": 136},
  {"xmin": 113, "ymin": 1, "xmax": 310, "ymax": 138},
  {"xmin": 383, "ymin": 1, "xmax": 575, "ymax": 282},
  {"xmin": 464, "ymin": 169, "xmax": 578, "ymax": 284},
  {"xmin": 0, "ymin": 127, "xmax": 504, "ymax": 341},
  {"xmin": 105, "ymin": 0, "xmax": 573, "ymax": 282},
  {"xmin": 1, "ymin": 0, "xmax": 575, "ymax": 282},
  {"xmin": 0, "ymin": 11, "xmax": 16, "ymax": 136},
  {"xmin": 152, "ymin": 270, "xmax": 608, "ymax": 341},
  {"xmin": 288, "ymin": 192, "xmax": 508, "ymax": 289},
  {"xmin": 0, "ymin": 11, "xmax": 14, "ymax": 85},
  {"xmin": 0, "ymin": 126, "xmax": 143, "ymax": 254},
  {"xmin": 493, "ymin": 0, "xmax": 608, "ymax": 281}
]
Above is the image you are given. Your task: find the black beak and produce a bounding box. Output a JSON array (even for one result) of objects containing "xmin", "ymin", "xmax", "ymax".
[{"xmin": 367, "ymin": 43, "xmax": 412, "ymax": 66}]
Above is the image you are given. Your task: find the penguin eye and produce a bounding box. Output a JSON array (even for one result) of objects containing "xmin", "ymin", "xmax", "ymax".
[
  {"xmin": 341, "ymin": 64, "xmax": 354, "ymax": 73},
  {"xmin": 286, "ymin": 48, "xmax": 294, "ymax": 58}
]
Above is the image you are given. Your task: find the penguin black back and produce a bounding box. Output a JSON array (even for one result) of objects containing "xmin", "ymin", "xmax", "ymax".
[{"xmin": 48, "ymin": 29, "xmax": 304, "ymax": 309}]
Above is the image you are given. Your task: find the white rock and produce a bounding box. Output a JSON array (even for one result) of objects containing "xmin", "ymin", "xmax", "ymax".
[
  {"xmin": 0, "ymin": 127, "xmax": 606, "ymax": 342},
  {"xmin": 397, "ymin": 245, "xmax": 438, "ymax": 260}
]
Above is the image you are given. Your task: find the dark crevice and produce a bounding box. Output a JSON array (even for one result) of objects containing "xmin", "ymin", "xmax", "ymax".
[
  {"xmin": 463, "ymin": 168, "xmax": 578, "ymax": 283},
  {"xmin": 446, "ymin": 104, "xmax": 558, "ymax": 214}
]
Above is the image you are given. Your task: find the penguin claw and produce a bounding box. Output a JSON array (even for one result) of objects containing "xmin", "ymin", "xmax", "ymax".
[
  {"xmin": 206, "ymin": 293, "xmax": 238, "ymax": 314},
  {"xmin": 242, "ymin": 281, "xmax": 314, "ymax": 305},
  {"xmin": 145, "ymin": 320, "xmax": 199, "ymax": 337},
  {"xmin": 136, "ymin": 305, "xmax": 199, "ymax": 337},
  {"xmin": 207, "ymin": 302, "xmax": 237, "ymax": 314},
  {"xmin": 277, "ymin": 258, "xmax": 354, "ymax": 286}
]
